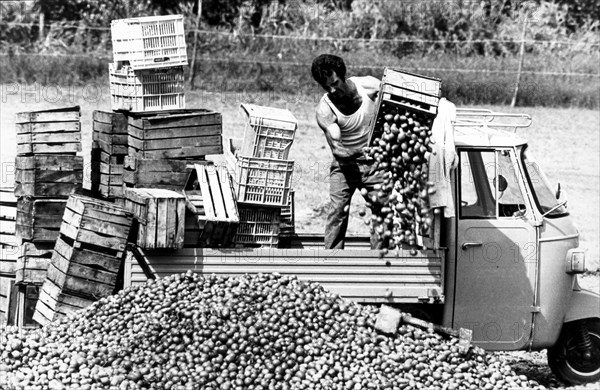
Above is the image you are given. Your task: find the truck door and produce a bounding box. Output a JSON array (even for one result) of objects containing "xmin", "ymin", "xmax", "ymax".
[{"xmin": 453, "ymin": 148, "xmax": 537, "ymax": 350}]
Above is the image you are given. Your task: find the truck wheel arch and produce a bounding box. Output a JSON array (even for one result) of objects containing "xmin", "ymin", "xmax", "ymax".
[{"xmin": 564, "ymin": 289, "xmax": 600, "ymax": 323}]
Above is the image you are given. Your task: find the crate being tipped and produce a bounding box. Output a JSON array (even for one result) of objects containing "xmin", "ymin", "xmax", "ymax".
[
  {"xmin": 184, "ymin": 163, "xmax": 239, "ymax": 248},
  {"xmin": 240, "ymin": 103, "xmax": 297, "ymax": 160},
  {"xmin": 111, "ymin": 15, "xmax": 188, "ymax": 70},
  {"xmin": 368, "ymin": 68, "xmax": 442, "ymax": 148},
  {"xmin": 109, "ymin": 64, "xmax": 185, "ymax": 113}
]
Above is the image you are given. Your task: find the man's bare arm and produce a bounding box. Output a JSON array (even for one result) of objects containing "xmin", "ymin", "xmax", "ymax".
[{"xmin": 316, "ymin": 102, "xmax": 364, "ymax": 159}]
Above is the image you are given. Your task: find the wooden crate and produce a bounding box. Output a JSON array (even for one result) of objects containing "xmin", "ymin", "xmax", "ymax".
[
  {"xmin": 16, "ymin": 198, "xmax": 67, "ymax": 243},
  {"xmin": 123, "ymin": 156, "xmax": 191, "ymax": 189},
  {"xmin": 92, "ymin": 110, "xmax": 128, "ymax": 155},
  {"xmin": 15, "ymin": 106, "xmax": 81, "ymax": 156},
  {"xmin": 184, "ymin": 163, "xmax": 239, "ymax": 248},
  {"xmin": 46, "ymin": 237, "xmax": 121, "ymax": 299},
  {"xmin": 124, "ymin": 188, "xmax": 186, "ymax": 249},
  {"xmin": 59, "ymin": 195, "xmax": 133, "ymax": 256},
  {"xmin": 34, "ymin": 279, "xmax": 94, "ymax": 326},
  {"xmin": 240, "ymin": 103, "xmax": 297, "ymax": 160},
  {"xmin": 15, "ymin": 242, "xmax": 54, "ymax": 285},
  {"xmin": 127, "ymin": 109, "xmax": 222, "ymax": 159},
  {"xmin": 90, "ymin": 142, "xmax": 125, "ymax": 201},
  {"xmin": 15, "ymin": 155, "xmax": 84, "ymax": 198}
]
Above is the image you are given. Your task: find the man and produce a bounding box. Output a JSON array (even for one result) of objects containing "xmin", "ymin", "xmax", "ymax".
[{"xmin": 311, "ymin": 54, "xmax": 384, "ymax": 249}]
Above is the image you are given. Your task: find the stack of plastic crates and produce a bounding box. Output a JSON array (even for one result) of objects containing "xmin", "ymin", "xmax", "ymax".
[
  {"xmin": 109, "ymin": 15, "xmax": 188, "ymax": 112},
  {"xmin": 232, "ymin": 104, "xmax": 297, "ymax": 248}
]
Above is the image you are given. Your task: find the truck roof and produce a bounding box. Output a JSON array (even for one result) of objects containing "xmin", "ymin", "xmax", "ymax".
[{"xmin": 452, "ymin": 108, "xmax": 531, "ymax": 148}]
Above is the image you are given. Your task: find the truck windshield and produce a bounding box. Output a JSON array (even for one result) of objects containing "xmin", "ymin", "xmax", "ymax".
[{"xmin": 521, "ymin": 147, "xmax": 568, "ymax": 218}]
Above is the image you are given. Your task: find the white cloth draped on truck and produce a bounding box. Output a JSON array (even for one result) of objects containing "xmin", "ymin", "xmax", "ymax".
[{"xmin": 427, "ymin": 98, "xmax": 458, "ymax": 218}]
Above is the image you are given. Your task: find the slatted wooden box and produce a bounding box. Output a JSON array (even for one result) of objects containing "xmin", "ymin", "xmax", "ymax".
[
  {"xmin": 59, "ymin": 195, "xmax": 133, "ymax": 257},
  {"xmin": 15, "ymin": 242, "xmax": 54, "ymax": 285},
  {"xmin": 92, "ymin": 110, "xmax": 128, "ymax": 156},
  {"xmin": 15, "ymin": 106, "xmax": 81, "ymax": 156},
  {"xmin": 45, "ymin": 237, "xmax": 121, "ymax": 299},
  {"xmin": 184, "ymin": 163, "xmax": 239, "ymax": 248},
  {"xmin": 127, "ymin": 109, "xmax": 222, "ymax": 159},
  {"xmin": 124, "ymin": 188, "xmax": 186, "ymax": 249},
  {"xmin": 0, "ymin": 275, "xmax": 11, "ymax": 325},
  {"xmin": 15, "ymin": 155, "xmax": 84, "ymax": 198},
  {"xmin": 123, "ymin": 157, "xmax": 191, "ymax": 189},
  {"xmin": 16, "ymin": 198, "xmax": 67, "ymax": 243},
  {"xmin": 34, "ymin": 279, "xmax": 95, "ymax": 326}
]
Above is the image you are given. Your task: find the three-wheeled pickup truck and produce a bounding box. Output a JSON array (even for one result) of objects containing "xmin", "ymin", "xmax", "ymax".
[{"xmin": 124, "ymin": 109, "xmax": 600, "ymax": 385}]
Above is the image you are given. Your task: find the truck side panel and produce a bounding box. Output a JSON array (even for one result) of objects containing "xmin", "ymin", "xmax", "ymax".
[{"xmin": 125, "ymin": 247, "xmax": 446, "ymax": 304}]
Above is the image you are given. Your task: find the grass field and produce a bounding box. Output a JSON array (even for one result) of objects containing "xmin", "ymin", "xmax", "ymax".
[{"xmin": 1, "ymin": 84, "xmax": 598, "ymax": 272}]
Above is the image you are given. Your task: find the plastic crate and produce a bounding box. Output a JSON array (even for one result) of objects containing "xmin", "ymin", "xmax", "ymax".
[
  {"xmin": 233, "ymin": 204, "xmax": 281, "ymax": 247},
  {"xmin": 111, "ymin": 15, "xmax": 188, "ymax": 70},
  {"xmin": 235, "ymin": 156, "xmax": 294, "ymax": 207},
  {"xmin": 279, "ymin": 190, "xmax": 295, "ymax": 237},
  {"xmin": 240, "ymin": 104, "xmax": 297, "ymax": 160},
  {"xmin": 109, "ymin": 64, "xmax": 185, "ymax": 112}
]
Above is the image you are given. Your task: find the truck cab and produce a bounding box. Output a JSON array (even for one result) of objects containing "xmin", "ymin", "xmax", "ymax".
[{"xmin": 443, "ymin": 109, "xmax": 599, "ymax": 384}]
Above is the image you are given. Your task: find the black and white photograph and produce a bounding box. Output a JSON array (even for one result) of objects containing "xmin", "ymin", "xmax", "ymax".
[{"xmin": 0, "ymin": 0, "xmax": 598, "ymax": 389}]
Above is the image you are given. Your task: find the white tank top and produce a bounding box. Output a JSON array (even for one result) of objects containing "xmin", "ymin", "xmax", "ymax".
[{"xmin": 322, "ymin": 77, "xmax": 376, "ymax": 150}]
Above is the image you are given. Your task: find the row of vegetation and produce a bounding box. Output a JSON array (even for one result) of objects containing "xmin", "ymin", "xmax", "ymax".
[{"xmin": 1, "ymin": 0, "xmax": 598, "ymax": 107}]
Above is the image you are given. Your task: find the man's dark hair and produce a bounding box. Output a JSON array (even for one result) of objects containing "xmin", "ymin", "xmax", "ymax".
[{"xmin": 311, "ymin": 54, "xmax": 346, "ymax": 85}]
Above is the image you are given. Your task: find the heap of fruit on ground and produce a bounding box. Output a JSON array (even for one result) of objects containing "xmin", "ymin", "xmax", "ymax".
[{"xmin": 1, "ymin": 273, "xmax": 547, "ymax": 390}]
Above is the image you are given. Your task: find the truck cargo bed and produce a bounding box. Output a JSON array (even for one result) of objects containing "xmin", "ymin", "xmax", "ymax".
[{"xmin": 125, "ymin": 234, "xmax": 446, "ymax": 304}]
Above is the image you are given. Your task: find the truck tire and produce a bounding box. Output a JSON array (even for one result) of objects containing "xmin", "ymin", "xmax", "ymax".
[{"xmin": 547, "ymin": 318, "xmax": 600, "ymax": 385}]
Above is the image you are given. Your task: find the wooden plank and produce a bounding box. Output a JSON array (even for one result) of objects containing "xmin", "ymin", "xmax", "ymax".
[
  {"xmin": 128, "ymin": 144, "xmax": 222, "ymax": 159},
  {"xmin": 93, "ymin": 129, "xmax": 128, "ymax": 145},
  {"xmin": 54, "ymin": 238, "xmax": 122, "ymax": 273},
  {"xmin": 66, "ymin": 195, "xmax": 132, "ymax": 227},
  {"xmin": 16, "ymin": 121, "xmax": 80, "ymax": 134},
  {"xmin": 145, "ymin": 190, "xmax": 157, "ymax": 249},
  {"xmin": 51, "ymin": 250, "xmax": 117, "ymax": 286},
  {"xmin": 14, "ymin": 182, "xmax": 78, "ymax": 198},
  {"xmin": 0, "ymin": 220, "xmax": 15, "ymax": 235},
  {"xmin": 16, "ymin": 169, "xmax": 83, "ymax": 184},
  {"xmin": 128, "ymin": 134, "xmax": 222, "ymax": 151},
  {"xmin": 123, "ymin": 171, "xmax": 189, "ymax": 187},
  {"xmin": 155, "ymin": 197, "xmax": 168, "ymax": 248},
  {"xmin": 46, "ymin": 263, "xmax": 115, "ymax": 298},
  {"xmin": 15, "ymin": 155, "xmax": 83, "ymax": 170},
  {"xmin": 62, "ymin": 207, "xmax": 130, "ymax": 239},
  {"xmin": 128, "ymin": 124, "xmax": 222, "ymax": 140},
  {"xmin": 175, "ymin": 196, "xmax": 186, "ymax": 249},
  {"xmin": 165, "ymin": 197, "xmax": 176, "ymax": 248},
  {"xmin": 6, "ymin": 280, "xmax": 18, "ymax": 325},
  {"xmin": 15, "ymin": 107, "xmax": 80, "ymax": 124},
  {"xmin": 196, "ymin": 165, "xmax": 216, "ymax": 220},
  {"xmin": 17, "ymin": 131, "xmax": 81, "ymax": 145},
  {"xmin": 127, "ymin": 110, "xmax": 221, "ymax": 130},
  {"xmin": 17, "ymin": 142, "xmax": 81, "ymax": 156},
  {"xmin": 95, "ymin": 137, "xmax": 128, "ymax": 155},
  {"xmin": 206, "ymin": 165, "xmax": 227, "ymax": 219}
]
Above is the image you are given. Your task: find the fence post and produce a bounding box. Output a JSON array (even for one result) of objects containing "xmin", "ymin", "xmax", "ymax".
[
  {"xmin": 511, "ymin": 15, "xmax": 528, "ymax": 107},
  {"xmin": 188, "ymin": 0, "xmax": 203, "ymax": 90},
  {"xmin": 38, "ymin": 12, "xmax": 45, "ymax": 42}
]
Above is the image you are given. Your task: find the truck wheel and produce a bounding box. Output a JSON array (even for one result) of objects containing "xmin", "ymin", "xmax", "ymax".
[{"xmin": 547, "ymin": 318, "xmax": 600, "ymax": 385}]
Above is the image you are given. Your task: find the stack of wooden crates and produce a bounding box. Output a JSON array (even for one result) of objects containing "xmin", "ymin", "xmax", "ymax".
[
  {"xmin": 0, "ymin": 188, "xmax": 18, "ymax": 324},
  {"xmin": 11, "ymin": 106, "xmax": 84, "ymax": 327},
  {"xmin": 230, "ymin": 104, "xmax": 297, "ymax": 247}
]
